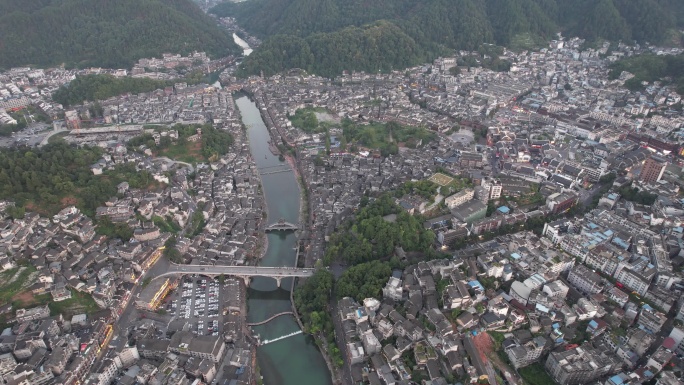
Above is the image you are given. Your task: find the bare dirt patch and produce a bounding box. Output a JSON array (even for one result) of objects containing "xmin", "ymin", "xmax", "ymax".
[
  {"xmin": 472, "ymin": 331, "xmax": 494, "ymax": 364},
  {"xmin": 11, "ymin": 291, "xmax": 40, "ymax": 307},
  {"xmin": 24, "ymin": 202, "xmax": 50, "ymax": 216},
  {"xmin": 61, "ymin": 196, "xmax": 79, "ymax": 206}
]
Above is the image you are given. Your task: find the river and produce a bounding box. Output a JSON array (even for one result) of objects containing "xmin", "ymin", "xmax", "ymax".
[
  {"xmin": 233, "ymin": 33, "xmax": 253, "ymax": 56},
  {"xmin": 235, "ymin": 95, "xmax": 332, "ymax": 385}
]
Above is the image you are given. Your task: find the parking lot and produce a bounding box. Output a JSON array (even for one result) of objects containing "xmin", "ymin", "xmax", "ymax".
[{"xmin": 167, "ymin": 276, "xmax": 223, "ymax": 336}]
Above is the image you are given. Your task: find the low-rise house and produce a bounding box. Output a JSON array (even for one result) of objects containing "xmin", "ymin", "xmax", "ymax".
[{"xmin": 15, "ymin": 305, "xmax": 50, "ymax": 323}]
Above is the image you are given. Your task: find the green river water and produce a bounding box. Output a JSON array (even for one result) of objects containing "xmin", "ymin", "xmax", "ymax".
[{"xmin": 235, "ymin": 95, "xmax": 333, "ymax": 385}]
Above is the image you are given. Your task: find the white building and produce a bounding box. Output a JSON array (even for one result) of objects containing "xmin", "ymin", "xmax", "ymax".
[
  {"xmin": 481, "ymin": 177, "xmax": 502, "ymax": 200},
  {"xmin": 445, "ymin": 188, "xmax": 474, "ymax": 209},
  {"xmin": 542, "ymin": 280, "xmax": 569, "ymax": 299}
]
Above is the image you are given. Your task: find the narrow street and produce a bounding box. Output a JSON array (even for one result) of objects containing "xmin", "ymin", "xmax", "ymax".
[
  {"xmin": 487, "ymin": 351, "xmax": 522, "ymax": 385},
  {"xmin": 330, "ymin": 299, "xmax": 353, "ymax": 385}
]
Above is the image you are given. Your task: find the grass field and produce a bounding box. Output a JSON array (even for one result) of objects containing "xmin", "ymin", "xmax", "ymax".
[
  {"xmin": 519, "ymin": 363, "xmax": 555, "ymax": 385},
  {"xmin": 48, "ymin": 290, "xmax": 100, "ymax": 317},
  {"xmin": 47, "ymin": 131, "xmax": 70, "ymax": 144},
  {"xmin": 1, "ymin": 266, "xmax": 99, "ymax": 318},
  {"xmin": 428, "ymin": 173, "xmax": 454, "ymax": 187},
  {"xmin": 158, "ymin": 141, "xmax": 204, "ymax": 163},
  {"xmin": 509, "ymin": 33, "xmax": 546, "ymax": 52},
  {"xmin": 0, "ymin": 266, "xmax": 37, "ymax": 306}
]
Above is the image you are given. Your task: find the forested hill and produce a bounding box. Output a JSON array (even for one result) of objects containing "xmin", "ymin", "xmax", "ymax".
[
  {"xmin": 239, "ymin": 22, "xmax": 430, "ymax": 78},
  {"xmin": 212, "ymin": 0, "xmax": 684, "ymax": 77},
  {"xmin": 0, "ymin": 0, "xmax": 239, "ymax": 69},
  {"xmin": 212, "ymin": 0, "xmax": 684, "ymax": 45}
]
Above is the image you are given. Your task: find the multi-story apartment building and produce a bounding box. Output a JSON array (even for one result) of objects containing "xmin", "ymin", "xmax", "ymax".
[
  {"xmin": 542, "ymin": 280, "xmax": 570, "ymax": 299},
  {"xmin": 567, "ymin": 265, "xmax": 603, "ymax": 294},
  {"xmin": 545, "ymin": 344, "xmax": 620, "ymax": 385},
  {"xmin": 481, "ymin": 177, "xmax": 502, "ymax": 200},
  {"xmin": 638, "ymin": 307, "xmax": 667, "ymax": 334},
  {"xmin": 614, "ymin": 255, "xmax": 656, "ymax": 296},
  {"xmin": 444, "ymin": 188, "xmax": 474, "ymax": 209},
  {"xmin": 506, "ymin": 336, "xmax": 546, "ymax": 369},
  {"xmin": 639, "ymin": 155, "xmax": 667, "ymax": 185}
]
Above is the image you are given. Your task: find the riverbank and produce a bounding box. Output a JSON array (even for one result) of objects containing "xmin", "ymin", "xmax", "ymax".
[
  {"xmin": 261, "ymin": 116, "xmax": 343, "ymax": 385},
  {"xmin": 283, "ymin": 152, "xmax": 308, "ymax": 264}
]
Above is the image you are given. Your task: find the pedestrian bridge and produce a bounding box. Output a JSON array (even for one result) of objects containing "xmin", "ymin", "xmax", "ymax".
[
  {"xmin": 247, "ymin": 312, "xmax": 294, "ymax": 326},
  {"xmin": 265, "ymin": 219, "xmax": 298, "ymax": 232},
  {"xmin": 259, "ymin": 330, "xmax": 302, "ymax": 346},
  {"xmin": 156, "ymin": 264, "xmax": 314, "ymax": 287}
]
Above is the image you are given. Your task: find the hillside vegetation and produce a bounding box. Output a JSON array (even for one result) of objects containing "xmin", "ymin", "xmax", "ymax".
[
  {"xmin": 212, "ymin": 0, "xmax": 684, "ymax": 77},
  {"xmin": 609, "ymin": 54, "xmax": 684, "ymax": 94},
  {"xmin": 128, "ymin": 123, "xmax": 234, "ymax": 163},
  {"xmin": 238, "ymin": 21, "xmax": 428, "ymax": 78},
  {"xmin": 0, "ymin": 143, "xmax": 155, "ymax": 217},
  {"xmin": 0, "ymin": 0, "xmax": 239, "ymax": 69},
  {"xmin": 52, "ymin": 75, "xmax": 173, "ymax": 108}
]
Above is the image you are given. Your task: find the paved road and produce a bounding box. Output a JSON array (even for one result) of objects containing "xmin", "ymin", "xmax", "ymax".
[
  {"xmin": 331, "ymin": 299, "xmax": 353, "ymax": 385},
  {"xmin": 39, "ymin": 128, "xmax": 68, "ymax": 147},
  {"xmin": 579, "ymin": 182, "xmax": 603, "ymax": 207},
  {"xmin": 92, "ymin": 256, "xmax": 171, "ymax": 371},
  {"xmin": 153, "ymin": 156, "xmax": 195, "ymax": 174}
]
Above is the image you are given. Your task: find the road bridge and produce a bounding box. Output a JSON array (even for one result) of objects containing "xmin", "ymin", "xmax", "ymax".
[
  {"xmin": 257, "ymin": 165, "xmax": 293, "ymax": 175},
  {"xmin": 260, "ymin": 168, "xmax": 292, "ymax": 175},
  {"xmin": 258, "ymin": 165, "xmax": 290, "ymax": 171},
  {"xmin": 157, "ymin": 264, "xmax": 314, "ymax": 287},
  {"xmin": 265, "ymin": 219, "xmax": 298, "ymax": 232}
]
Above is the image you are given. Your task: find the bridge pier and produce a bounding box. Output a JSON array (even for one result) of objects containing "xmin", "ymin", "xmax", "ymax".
[
  {"xmin": 275, "ymin": 276, "xmax": 282, "ymax": 288},
  {"xmin": 239, "ymin": 276, "xmax": 251, "ymax": 288}
]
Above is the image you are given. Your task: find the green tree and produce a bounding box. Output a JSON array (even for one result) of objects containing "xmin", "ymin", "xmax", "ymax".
[
  {"xmin": 294, "ymin": 270, "xmax": 334, "ymax": 334},
  {"xmin": 336, "ymin": 261, "xmax": 392, "ymax": 300}
]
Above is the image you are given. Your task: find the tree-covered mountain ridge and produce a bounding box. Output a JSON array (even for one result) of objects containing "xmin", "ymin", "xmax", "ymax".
[
  {"xmin": 212, "ymin": 0, "xmax": 684, "ymax": 77},
  {"xmin": 212, "ymin": 0, "xmax": 684, "ymax": 45},
  {"xmin": 0, "ymin": 0, "xmax": 239, "ymax": 69}
]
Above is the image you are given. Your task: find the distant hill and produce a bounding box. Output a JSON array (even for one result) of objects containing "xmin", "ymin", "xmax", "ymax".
[
  {"xmin": 0, "ymin": 0, "xmax": 239, "ymax": 69},
  {"xmin": 211, "ymin": 0, "xmax": 684, "ymax": 77}
]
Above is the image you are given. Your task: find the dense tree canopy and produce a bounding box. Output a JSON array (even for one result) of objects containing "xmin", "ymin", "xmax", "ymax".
[
  {"xmin": 323, "ymin": 194, "xmax": 435, "ymax": 265},
  {"xmin": 53, "ymin": 75, "xmax": 172, "ymax": 108},
  {"xmin": 336, "ymin": 261, "xmax": 392, "ymax": 300},
  {"xmin": 212, "ymin": 0, "xmax": 684, "ymax": 77},
  {"xmin": 0, "ymin": 121, "xmax": 27, "ymax": 137},
  {"xmin": 288, "ymin": 108, "xmax": 326, "ymax": 134},
  {"xmin": 394, "ymin": 180, "xmax": 438, "ymax": 201},
  {"xmin": 0, "ymin": 0, "xmax": 238, "ymax": 69},
  {"xmin": 293, "ymin": 269, "xmax": 334, "ymax": 334},
  {"xmin": 618, "ymin": 184, "xmax": 658, "ymax": 205},
  {"xmin": 341, "ymin": 119, "xmax": 435, "ymax": 156}
]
